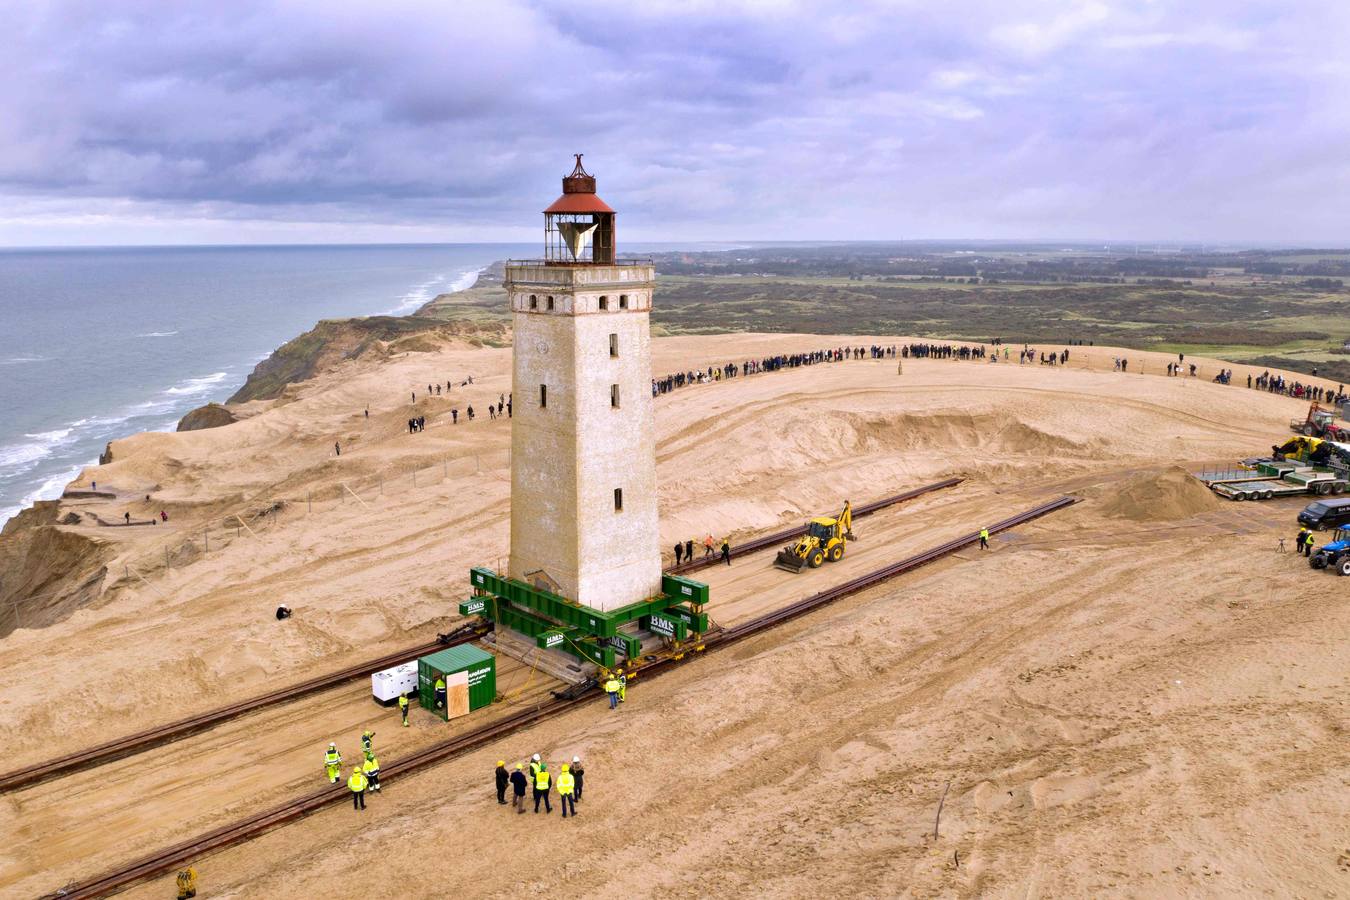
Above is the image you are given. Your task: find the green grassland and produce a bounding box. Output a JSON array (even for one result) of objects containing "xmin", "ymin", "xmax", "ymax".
[{"xmin": 418, "ymin": 266, "xmax": 1350, "ymax": 381}]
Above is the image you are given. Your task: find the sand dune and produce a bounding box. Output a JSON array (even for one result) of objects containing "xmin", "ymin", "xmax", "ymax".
[{"xmin": 1, "ymin": 333, "xmax": 1346, "ymax": 898}]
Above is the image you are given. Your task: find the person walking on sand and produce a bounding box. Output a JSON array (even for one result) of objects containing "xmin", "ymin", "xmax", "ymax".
[
  {"xmin": 720, "ymin": 538, "xmax": 731, "ymax": 566},
  {"xmin": 334, "ymin": 441, "xmax": 341, "ymax": 456},
  {"xmin": 674, "ymin": 541, "xmax": 683, "ymax": 565},
  {"xmin": 605, "ymin": 673, "xmax": 621, "ymax": 709},
  {"xmin": 324, "ymin": 742, "xmax": 343, "ymax": 783},
  {"xmin": 979, "ymin": 527, "xmax": 990, "ymax": 550},
  {"xmin": 511, "ymin": 763, "xmax": 528, "ymax": 813},
  {"xmin": 685, "ymin": 538, "xmax": 694, "ymax": 563},
  {"xmin": 452, "ymin": 409, "xmax": 458, "ymax": 424},
  {"xmin": 495, "ymin": 760, "xmax": 510, "ymax": 805},
  {"xmin": 348, "ymin": 765, "xmax": 368, "ymax": 811},
  {"xmin": 571, "ymin": 756, "xmax": 584, "ymax": 801},
  {"xmin": 362, "ymin": 752, "xmax": 381, "ymax": 793},
  {"xmin": 558, "ymin": 763, "xmax": 576, "ymax": 819},
  {"xmin": 533, "ymin": 762, "xmax": 552, "ymax": 814},
  {"xmin": 398, "ymin": 692, "xmax": 410, "ymax": 727},
  {"xmin": 703, "ymin": 534, "xmax": 715, "ymax": 558},
  {"xmin": 124, "ymin": 511, "xmax": 131, "ymax": 525}
]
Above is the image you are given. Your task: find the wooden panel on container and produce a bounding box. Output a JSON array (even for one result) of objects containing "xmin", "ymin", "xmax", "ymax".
[{"xmin": 446, "ymin": 669, "xmax": 470, "ymax": 719}]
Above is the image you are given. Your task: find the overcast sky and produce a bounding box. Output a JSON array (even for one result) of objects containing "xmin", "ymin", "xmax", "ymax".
[{"xmin": 2, "ymin": 0, "xmax": 1348, "ymax": 246}]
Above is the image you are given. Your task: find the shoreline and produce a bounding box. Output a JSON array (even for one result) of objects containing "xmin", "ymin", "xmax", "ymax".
[{"xmin": 0, "ymin": 262, "xmax": 491, "ymax": 529}]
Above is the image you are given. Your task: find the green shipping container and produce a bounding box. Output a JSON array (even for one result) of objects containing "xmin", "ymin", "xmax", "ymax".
[{"xmin": 418, "ymin": 645, "xmax": 496, "ymax": 721}]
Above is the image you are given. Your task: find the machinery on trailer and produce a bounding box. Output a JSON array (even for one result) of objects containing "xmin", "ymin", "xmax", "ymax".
[
  {"xmin": 774, "ymin": 501, "xmax": 855, "ymax": 572},
  {"xmin": 1203, "ymin": 437, "xmax": 1350, "ymax": 500},
  {"xmin": 1309, "ymin": 527, "xmax": 1350, "ymax": 575},
  {"xmin": 1290, "ymin": 402, "xmax": 1350, "ymax": 440}
]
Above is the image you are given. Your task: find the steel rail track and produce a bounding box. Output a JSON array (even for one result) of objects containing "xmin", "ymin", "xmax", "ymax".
[
  {"xmin": 44, "ymin": 495, "xmax": 1074, "ymax": 900},
  {"xmin": 665, "ymin": 476, "xmax": 964, "ymax": 575},
  {"xmin": 12, "ymin": 481, "xmax": 956, "ymax": 797},
  {"xmin": 4, "ymin": 625, "xmax": 485, "ymax": 794}
]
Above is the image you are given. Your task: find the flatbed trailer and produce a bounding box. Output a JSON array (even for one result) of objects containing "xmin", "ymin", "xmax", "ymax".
[{"xmin": 1208, "ymin": 469, "xmax": 1348, "ymax": 501}]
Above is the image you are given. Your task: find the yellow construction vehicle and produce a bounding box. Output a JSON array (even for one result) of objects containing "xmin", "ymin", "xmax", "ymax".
[{"xmin": 774, "ymin": 501, "xmax": 855, "ymax": 573}]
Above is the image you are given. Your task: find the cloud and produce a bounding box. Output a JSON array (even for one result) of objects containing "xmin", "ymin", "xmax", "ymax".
[{"xmin": 0, "ymin": 0, "xmax": 1347, "ymax": 244}]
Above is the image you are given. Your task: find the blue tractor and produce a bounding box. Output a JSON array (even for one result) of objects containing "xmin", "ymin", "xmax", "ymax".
[{"xmin": 1309, "ymin": 527, "xmax": 1350, "ymax": 575}]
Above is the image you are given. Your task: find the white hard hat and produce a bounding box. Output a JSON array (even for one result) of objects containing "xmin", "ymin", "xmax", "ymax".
[
  {"xmin": 572, "ymin": 756, "xmax": 580, "ymax": 763},
  {"xmin": 532, "ymin": 753, "xmax": 540, "ymax": 761}
]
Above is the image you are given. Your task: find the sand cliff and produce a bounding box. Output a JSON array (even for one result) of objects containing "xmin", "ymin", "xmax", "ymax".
[{"xmin": 1, "ymin": 324, "xmax": 1346, "ymax": 897}]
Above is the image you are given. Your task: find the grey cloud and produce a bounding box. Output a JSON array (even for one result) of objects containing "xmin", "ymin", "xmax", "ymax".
[{"xmin": 0, "ymin": 0, "xmax": 1348, "ymax": 243}]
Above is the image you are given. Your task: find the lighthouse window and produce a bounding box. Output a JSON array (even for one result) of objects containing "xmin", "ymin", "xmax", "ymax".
[
  {"xmin": 599, "ymin": 295, "xmax": 609, "ymax": 310},
  {"xmin": 540, "ymin": 384, "xmax": 547, "ymax": 408},
  {"xmin": 611, "ymin": 383, "xmax": 620, "ymax": 408},
  {"xmin": 609, "ymin": 333, "xmax": 618, "ymax": 357},
  {"xmin": 529, "ymin": 295, "xmax": 537, "ymax": 310},
  {"xmin": 546, "ymin": 296, "xmax": 555, "ymax": 311},
  {"xmin": 614, "ymin": 488, "xmax": 623, "ymax": 511},
  {"xmin": 619, "ymin": 295, "xmax": 629, "ymax": 309}
]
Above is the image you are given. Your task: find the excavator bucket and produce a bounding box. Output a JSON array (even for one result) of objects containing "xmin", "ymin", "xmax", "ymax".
[{"xmin": 774, "ymin": 546, "xmax": 807, "ymax": 573}]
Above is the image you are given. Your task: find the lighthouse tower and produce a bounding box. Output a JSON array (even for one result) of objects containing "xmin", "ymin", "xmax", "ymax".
[{"xmin": 505, "ymin": 156, "xmax": 661, "ymax": 613}]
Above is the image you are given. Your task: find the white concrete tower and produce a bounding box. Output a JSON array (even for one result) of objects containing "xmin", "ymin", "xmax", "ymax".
[{"xmin": 505, "ymin": 156, "xmax": 660, "ymax": 612}]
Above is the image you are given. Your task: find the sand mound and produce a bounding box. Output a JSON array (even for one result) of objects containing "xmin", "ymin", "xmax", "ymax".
[{"xmin": 1096, "ymin": 465, "xmax": 1221, "ymax": 521}]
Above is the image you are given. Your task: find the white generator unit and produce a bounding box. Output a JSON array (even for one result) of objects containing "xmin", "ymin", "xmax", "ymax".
[{"xmin": 371, "ymin": 662, "xmax": 418, "ymax": 705}]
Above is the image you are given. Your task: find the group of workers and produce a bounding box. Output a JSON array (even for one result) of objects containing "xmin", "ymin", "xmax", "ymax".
[
  {"xmin": 324, "ymin": 729, "xmax": 383, "ymax": 812},
  {"xmin": 1296, "ymin": 526, "xmax": 1318, "ymax": 557},
  {"xmin": 672, "ymin": 535, "xmax": 731, "ymax": 566},
  {"xmin": 496, "ymin": 753, "xmax": 585, "ymax": 817}
]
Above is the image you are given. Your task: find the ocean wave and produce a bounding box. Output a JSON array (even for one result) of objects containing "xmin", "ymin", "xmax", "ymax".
[
  {"xmin": 0, "ymin": 355, "xmax": 50, "ymax": 365},
  {"xmin": 382, "ymin": 266, "xmax": 482, "ymax": 315},
  {"xmin": 0, "ymin": 440, "xmax": 53, "ymax": 474},
  {"xmin": 163, "ymin": 372, "xmax": 229, "ymax": 396},
  {"xmin": 24, "ymin": 428, "xmax": 73, "ymax": 442},
  {"xmin": 137, "ymin": 330, "xmax": 179, "ymax": 338}
]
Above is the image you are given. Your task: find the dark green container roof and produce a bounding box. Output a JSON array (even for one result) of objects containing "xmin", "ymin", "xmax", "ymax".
[{"xmin": 421, "ymin": 644, "xmax": 494, "ymax": 673}]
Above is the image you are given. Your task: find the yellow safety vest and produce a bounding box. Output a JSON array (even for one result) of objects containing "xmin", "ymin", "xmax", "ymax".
[
  {"xmin": 348, "ymin": 770, "xmax": 368, "ymax": 792},
  {"xmin": 604, "ymin": 679, "xmax": 619, "ymax": 693},
  {"xmin": 557, "ymin": 772, "xmax": 574, "ymax": 796},
  {"xmin": 362, "ymin": 757, "xmax": 379, "ymax": 775},
  {"xmin": 324, "ymin": 750, "xmax": 341, "ymax": 765},
  {"xmin": 398, "ymin": 695, "xmax": 409, "ymax": 709},
  {"xmin": 1305, "ymin": 532, "xmax": 1316, "ymax": 545},
  {"xmin": 980, "ymin": 529, "xmax": 989, "ymax": 539},
  {"xmin": 535, "ymin": 769, "xmax": 550, "ymax": 790}
]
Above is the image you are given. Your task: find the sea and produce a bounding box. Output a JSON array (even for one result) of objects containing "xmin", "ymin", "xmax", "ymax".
[{"xmin": 0, "ymin": 243, "xmax": 539, "ymax": 527}]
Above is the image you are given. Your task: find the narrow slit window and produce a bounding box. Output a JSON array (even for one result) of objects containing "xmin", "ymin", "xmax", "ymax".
[
  {"xmin": 609, "ymin": 333, "xmax": 618, "ymax": 357},
  {"xmin": 540, "ymin": 384, "xmax": 547, "ymax": 408},
  {"xmin": 546, "ymin": 296, "xmax": 555, "ymax": 311},
  {"xmin": 529, "ymin": 295, "xmax": 538, "ymax": 310},
  {"xmin": 619, "ymin": 294, "xmax": 629, "ymax": 309},
  {"xmin": 611, "ymin": 383, "xmax": 620, "ymax": 408},
  {"xmin": 599, "ymin": 295, "xmax": 609, "ymax": 310},
  {"xmin": 614, "ymin": 488, "xmax": 623, "ymax": 511}
]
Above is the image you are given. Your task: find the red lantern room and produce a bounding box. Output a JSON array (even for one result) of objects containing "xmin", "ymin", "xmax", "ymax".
[{"xmin": 543, "ymin": 154, "xmax": 615, "ymax": 265}]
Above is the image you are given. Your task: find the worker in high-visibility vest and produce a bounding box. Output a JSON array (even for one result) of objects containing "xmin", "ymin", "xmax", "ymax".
[
  {"xmin": 529, "ymin": 752, "xmax": 542, "ymax": 783},
  {"xmin": 604, "ymin": 675, "xmax": 620, "ymax": 709},
  {"xmin": 323, "ymin": 742, "xmax": 343, "ymax": 783},
  {"xmin": 533, "ymin": 762, "xmax": 552, "ymax": 814},
  {"xmin": 175, "ymin": 866, "xmax": 198, "ymax": 899},
  {"xmin": 979, "ymin": 527, "xmax": 990, "ymax": 550},
  {"xmin": 1303, "ymin": 529, "xmax": 1317, "ymax": 558},
  {"xmin": 398, "ymin": 693, "xmax": 410, "ymax": 727},
  {"xmin": 617, "ymin": 672, "xmax": 627, "ymax": 703},
  {"xmin": 434, "ymin": 675, "xmax": 447, "ymax": 710},
  {"xmin": 348, "ymin": 765, "xmax": 369, "ymax": 811},
  {"xmin": 362, "ymin": 752, "xmax": 381, "ymax": 793},
  {"xmin": 361, "ymin": 730, "xmax": 375, "ymax": 755},
  {"xmin": 557, "ymin": 763, "xmax": 577, "ymax": 818}
]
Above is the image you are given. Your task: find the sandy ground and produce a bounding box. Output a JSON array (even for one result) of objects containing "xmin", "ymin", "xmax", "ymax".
[{"xmin": 2, "ymin": 334, "xmax": 1347, "ymax": 898}]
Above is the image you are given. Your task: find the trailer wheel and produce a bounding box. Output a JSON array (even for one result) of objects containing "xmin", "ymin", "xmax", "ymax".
[
  {"xmin": 1334, "ymin": 483, "xmax": 1346, "ymax": 495},
  {"xmin": 1317, "ymin": 482, "xmax": 1333, "ymax": 495},
  {"xmin": 1339, "ymin": 558, "xmax": 1350, "ymax": 576},
  {"xmin": 1262, "ymin": 490, "xmax": 1274, "ymax": 500}
]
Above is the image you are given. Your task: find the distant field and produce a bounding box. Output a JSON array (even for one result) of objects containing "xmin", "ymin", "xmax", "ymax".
[{"xmin": 420, "ymin": 264, "xmax": 1350, "ymax": 381}]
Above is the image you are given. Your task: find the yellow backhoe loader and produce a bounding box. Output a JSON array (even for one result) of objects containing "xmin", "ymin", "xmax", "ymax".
[{"xmin": 774, "ymin": 501, "xmax": 855, "ymax": 573}]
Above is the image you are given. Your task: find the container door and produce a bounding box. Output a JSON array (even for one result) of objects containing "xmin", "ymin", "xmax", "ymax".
[{"xmin": 446, "ymin": 670, "xmax": 470, "ymax": 719}]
